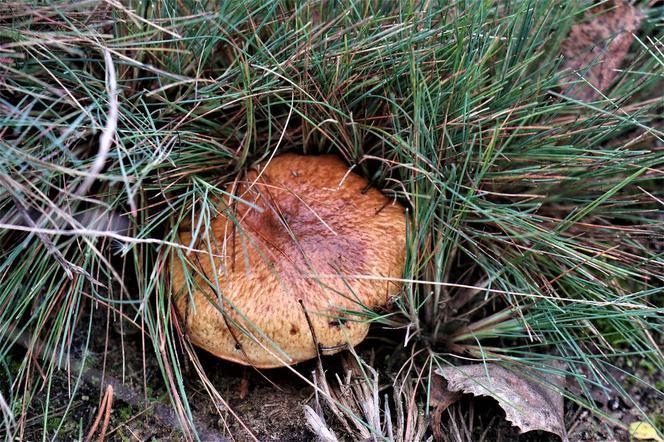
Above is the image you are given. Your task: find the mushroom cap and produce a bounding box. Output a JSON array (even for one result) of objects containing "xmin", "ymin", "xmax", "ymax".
[{"xmin": 171, "ymin": 154, "xmax": 406, "ymax": 368}]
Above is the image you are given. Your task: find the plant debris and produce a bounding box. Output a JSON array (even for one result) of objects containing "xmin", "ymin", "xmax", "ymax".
[
  {"xmin": 630, "ymin": 422, "xmax": 664, "ymax": 442},
  {"xmin": 307, "ymin": 355, "xmax": 428, "ymax": 441},
  {"xmin": 1, "ymin": 1, "xmax": 662, "ymax": 439},
  {"xmin": 561, "ymin": 0, "xmax": 644, "ymax": 101},
  {"xmin": 435, "ymin": 363, "xmax": 568, "ymax": 442},
  {"xmin": 428, "ymin": 374, "xmax": 462, "ymax": 441}
]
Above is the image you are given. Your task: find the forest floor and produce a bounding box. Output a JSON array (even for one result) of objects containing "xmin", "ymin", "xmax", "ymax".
[{"xmin": 3, "ymin": 309, "xmax": 661, "ymax": 441}]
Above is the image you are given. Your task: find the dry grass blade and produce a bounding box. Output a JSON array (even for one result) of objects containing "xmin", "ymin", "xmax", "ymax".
[
  {"xmin": 75, "ymin": 48, "xmax": 118, "ymax": 197},
  {"xmin": 1, "ymin": 0, "xmax": 662, "ymax": 439},
  {"xmin": 0, "ymin": 392, "xmax": 14, "ymax": 439},
  {"xmin": 303, "ymin": 405, "xmax": 339, "ymax": 442},
  {"xmin": 311, "ymin": 354, "xmax": 428, "ymax": 441}
]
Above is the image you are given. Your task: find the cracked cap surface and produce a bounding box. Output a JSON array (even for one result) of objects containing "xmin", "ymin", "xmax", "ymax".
[{"xmin": 171, "ymin": 154, "xmax": 407, "ymax": 368}]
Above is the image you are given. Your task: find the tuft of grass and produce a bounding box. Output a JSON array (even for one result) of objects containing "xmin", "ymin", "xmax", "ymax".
[{"xmin": 0, "ymin": 0, "xmax": 662, "ymax": 440}]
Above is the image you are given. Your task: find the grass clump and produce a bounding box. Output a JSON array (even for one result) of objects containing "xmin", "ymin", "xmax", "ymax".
[{"xmin": 0, "ymin": 0, "xmax": 662, "ymax": 440}]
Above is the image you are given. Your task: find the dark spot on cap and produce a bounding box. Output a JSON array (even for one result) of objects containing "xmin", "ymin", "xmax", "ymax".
[{"xmin": 290, "ymin": 324, "xmax": 299, "ymax": 335}]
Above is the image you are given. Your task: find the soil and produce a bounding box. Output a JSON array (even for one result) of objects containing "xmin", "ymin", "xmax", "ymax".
[{"xmin": 1, "ymin": 309, "xmax": 661, "ymax": 441}]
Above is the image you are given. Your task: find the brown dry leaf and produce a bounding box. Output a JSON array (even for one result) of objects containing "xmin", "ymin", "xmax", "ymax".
[
  {"xmin": 436, "ymin": 363, "xmax": 568, "ymax": 442},
  {"xmin": 429, "ymin": 374, "xmax": 462, "ymax": 441},
  {"xmin": 561, "ymin": 0, "xmax": 644, "ymax": 102}
]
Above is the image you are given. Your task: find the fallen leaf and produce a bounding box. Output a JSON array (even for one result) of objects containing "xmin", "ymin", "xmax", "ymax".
[
  {"xmin": 436, "ymin": 363, "xmax": 568, "ymax": 442},
  {"xmin": 561, "ymin": 0, "xmax": 644, "ymax": 102},
  {"xmin": 630, "ymin": 422, "xmax": 664, "ymax": 442},
  {"xmin": 428, "ymin": 374, "xmax": 462, "ymax": 441}
]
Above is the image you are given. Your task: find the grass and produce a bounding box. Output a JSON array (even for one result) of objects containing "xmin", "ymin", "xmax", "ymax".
[{"xmin": 0, "ymin": 0, "xmax": 663, "ymax": 440}]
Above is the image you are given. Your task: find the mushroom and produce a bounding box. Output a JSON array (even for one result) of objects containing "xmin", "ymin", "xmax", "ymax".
[{"xmin": 171, "ymin": 154, "xmax": 406, "ymax": 368}]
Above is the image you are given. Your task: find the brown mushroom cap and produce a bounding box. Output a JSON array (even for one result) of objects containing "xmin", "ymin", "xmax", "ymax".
[{"xmin": 171, "ymin": 154, "xmax": 406, "ymax": 368}]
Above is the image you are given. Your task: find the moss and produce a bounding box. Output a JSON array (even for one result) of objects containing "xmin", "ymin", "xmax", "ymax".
[
  {"xmin": 652, "ymin": 413, "xmax": 663, "ymax": 424},
  {"xmin": 1, "ymin": 357, "xmax": 22, "ymax": 400},
  {"xmin": 144, "ymin": 385, "xmax": 169, "ymax": 405},
  {"xmin": 638, "ymin": 359, "xmax": 657, "ymax": 376},
  {"xmin": 117, "ymin": 428, "xmax": 132, "ymax": 442},
  {"xmin": 592, "ymin": 319, "xmax": 628, "ymax": 348},
  {"xmin": 1, "ymin": 353, "xmax": 22, "ymax": 385},
  {"xmin": 117, "ymin": 404, "xmax": 134, "ymax": 422},
  {"xmin": 46, "ymin": 416, "xmax": 63, "ymax": 432},
  {"xmin": 82, "ymin": 353, "xmax": 99, "ymax": 370}
]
